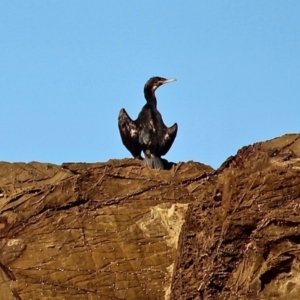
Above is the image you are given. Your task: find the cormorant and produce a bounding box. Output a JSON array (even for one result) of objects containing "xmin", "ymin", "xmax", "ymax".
[{"xmin": 118, "ymin": 76, "xmax": 178, "ymax": 170}]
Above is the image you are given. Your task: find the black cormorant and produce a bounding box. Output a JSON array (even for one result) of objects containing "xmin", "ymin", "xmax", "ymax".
[{"xmin": 118, "ymin": 76, "xmax": 178, "ymax": 170}]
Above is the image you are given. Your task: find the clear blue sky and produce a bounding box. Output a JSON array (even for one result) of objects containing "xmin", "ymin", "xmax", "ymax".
[{"xmin": 1, "ymin": 2, "xmax": 299, "ymax": 169}]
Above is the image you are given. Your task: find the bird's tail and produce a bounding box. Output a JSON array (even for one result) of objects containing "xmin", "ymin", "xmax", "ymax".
[{"xmin": 143, "ymin": 155, "xmax": 164, "ymax": 170}]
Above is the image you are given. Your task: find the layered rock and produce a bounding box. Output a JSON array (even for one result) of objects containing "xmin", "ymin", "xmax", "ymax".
[
  {"xmin": 172, "ymin": 133, "xmax": 300, "ymax": 300},
  {"xmin": 0, "ymin": 134, "xmax": 300, "ymax": 299}
]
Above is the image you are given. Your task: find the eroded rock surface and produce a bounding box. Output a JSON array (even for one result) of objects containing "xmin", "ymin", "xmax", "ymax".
[
  {"xmin": 1, "ymin": 134, "xmax": 300, "ymax": 300},
  {"xmin": 172, "ymin": 133, "xmax": 300, "ymax": 300},
  {"xmin": 0, "ymin": 159, "xmax": 211, "ymax": 299}
]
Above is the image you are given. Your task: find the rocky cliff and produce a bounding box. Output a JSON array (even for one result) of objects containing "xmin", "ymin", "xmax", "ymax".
[{"xmin": 0, "ymin": 134, "xmax": 300, "ymax": 300}]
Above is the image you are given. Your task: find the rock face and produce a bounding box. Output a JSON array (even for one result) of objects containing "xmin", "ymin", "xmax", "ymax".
[{"xmin": 0, "ymin": 134, "xmax": 300, "ymax": 300}]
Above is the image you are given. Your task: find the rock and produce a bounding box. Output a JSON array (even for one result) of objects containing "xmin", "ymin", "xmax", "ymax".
[
  {"xmin": 0, "ymin": 134, "xmax": 300, "ymax": 299},
  {"xmin": 172, "ymin": 133, "xmax": 300, "ymax": 299}
]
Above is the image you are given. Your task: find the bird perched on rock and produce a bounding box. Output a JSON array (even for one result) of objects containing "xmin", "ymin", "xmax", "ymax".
[{"xmin": 118, "ymin": 76, "xmax": 178, "ymax": 170}]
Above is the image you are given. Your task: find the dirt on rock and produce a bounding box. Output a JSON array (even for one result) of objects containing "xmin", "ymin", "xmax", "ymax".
[{"xmin": 0, "ymin": 134, "xmax": 300, "ymax": 300}]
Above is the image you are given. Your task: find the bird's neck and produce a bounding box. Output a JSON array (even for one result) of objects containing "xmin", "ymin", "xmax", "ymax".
[{"xmin": 144, "ymin": 90, "xmax": 157, "ymax": 107}]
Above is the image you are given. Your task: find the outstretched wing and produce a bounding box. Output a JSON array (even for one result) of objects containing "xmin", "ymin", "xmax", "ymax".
[
  {"xmin": 159, "ymin": 123, "xmax": 178, "ymax": 156},
  {"xmin": 118, "ymin": 108, "xmax": 142, "ymax": 158}
]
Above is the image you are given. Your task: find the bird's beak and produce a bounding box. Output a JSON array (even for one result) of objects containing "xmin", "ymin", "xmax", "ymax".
[{"xmin": 163, "ymin": 78, "xmax": 177, "ymax": 84}]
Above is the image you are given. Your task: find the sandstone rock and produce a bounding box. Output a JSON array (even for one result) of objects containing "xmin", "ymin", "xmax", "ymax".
[
  {"xmin": 0, "ymin": 134, "xmax": 300, "ymax": 299},
  {"xmin": 172, "ymin": 133, "xmax": 300, "ymax": 299}
]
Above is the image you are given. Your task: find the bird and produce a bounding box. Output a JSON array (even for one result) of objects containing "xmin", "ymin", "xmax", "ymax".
[{"xmin": 118, "ymin": 76, "xmax": 178, "ymax": 170}]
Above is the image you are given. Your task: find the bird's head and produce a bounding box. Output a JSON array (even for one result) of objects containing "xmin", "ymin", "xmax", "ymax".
[{"xmin": 144, "ymin": 76, "xmax": 177, "ymax": 94}]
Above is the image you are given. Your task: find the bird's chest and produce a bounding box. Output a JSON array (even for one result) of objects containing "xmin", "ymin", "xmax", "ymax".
[{"xmin": 143, "ymin": 110, "xmax": 162, "ymax": 133}]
